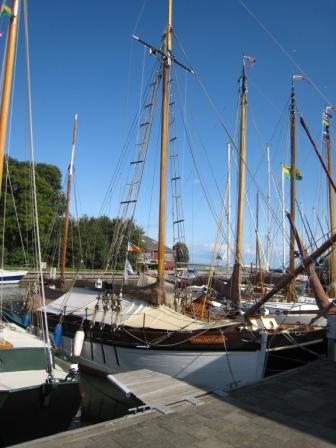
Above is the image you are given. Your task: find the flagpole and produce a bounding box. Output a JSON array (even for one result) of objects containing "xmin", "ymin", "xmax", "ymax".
[
  {"xmin": 266, "ymin": 145, "xmax": 271, "ymax": 271},
  {"xmin": 281, "ymin": 162, "xmax": 286, "ymax": 273},
  {"xmin": 227, "ymin": 142, "xmax": 231, "ymax": 273}
]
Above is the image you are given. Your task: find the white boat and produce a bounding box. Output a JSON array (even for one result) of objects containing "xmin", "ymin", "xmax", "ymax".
[
  {"xmin": 44, "ymin": 286, "xmax": 327, "ymax": 391},
  {"xmin": 45, "ymin": 287, "xmax": 268, "ymax": 391},
  {"xmin": 0, "ymin": 321, "xmax": 80, "ymax": 445},
  {"xmin": 265, "ymin": 300, "xmax": 325, "ymax": 326},
  {"xmin": 0, "ymin": 269, "xmax": 28, "ymax": 284}
]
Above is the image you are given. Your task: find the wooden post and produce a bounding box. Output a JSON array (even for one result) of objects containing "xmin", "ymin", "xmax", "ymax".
[{"xmin": 0, "ymin": 0, "xmax": 20, "ymax": 191}]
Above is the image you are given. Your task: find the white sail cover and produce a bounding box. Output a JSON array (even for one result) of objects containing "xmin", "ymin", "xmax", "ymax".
[{"xmin": 45, "ymin": 287, "xmax": 239, "ymax": 331}]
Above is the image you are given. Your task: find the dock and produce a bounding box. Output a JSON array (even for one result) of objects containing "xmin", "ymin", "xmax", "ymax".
[
  {"xmin": 106, "ymin": 369, "xmax": 210, "ymax": 413},
  {"xmin": 14, "ymin": 359, "xmax": 336, "ymax": 448}
]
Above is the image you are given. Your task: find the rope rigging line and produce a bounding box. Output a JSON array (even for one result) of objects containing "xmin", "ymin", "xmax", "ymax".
[
  {"xmin": 22, "ymin": 0, "xmax": 56, "ymax": 370},
  {"xmin": 98, "ymin": 60, "xmax": 161, "ymax": 219},
  {"xmin": 239, "ymin": 0, "xmax": 332, "ymax": 105},
  {"xmin": 104, "ymin": 58, "xmax": 162, "ymax": 282},
  {"xmin": 173, "ymin": 29, "xmax": 295, "ymax": 264},
  {"xmin": 173, "ymin": 55, "xmax": 292, "ymax": 275}
]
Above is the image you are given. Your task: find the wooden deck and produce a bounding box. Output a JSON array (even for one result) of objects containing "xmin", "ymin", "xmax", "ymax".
[{"xmin": 107, "ymin": 369, "xmax": 209, "ymax": 412}]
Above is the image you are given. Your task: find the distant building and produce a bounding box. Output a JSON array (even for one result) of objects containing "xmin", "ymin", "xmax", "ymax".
[{"xmin": 141, "ymin": 235, "xmax": 175, "ymax": 270}]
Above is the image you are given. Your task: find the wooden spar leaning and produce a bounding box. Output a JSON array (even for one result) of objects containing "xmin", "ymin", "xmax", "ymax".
[
  {"xmin": 300, "ymin": 115, "xmax": 336, "ymax": 193},
  {"xmin": 157, "ymin": 0, "xmax": 172, "ymax": 305},
  {"xmin": 286, "ymin": 211, "xmax": 330, "ymax": 310},
  {"xmin": 0, "ymin": 0, "xmax": 20, "ymax": 190},
  {"xmin": 244, "ymin": 226, "xmax": 336, "ymax": 317},
  {"xmin": 230, "ymin": 59, "xmax": 248, "ymax": 307},
  {"xmin": 324, "ymin": 108, "xmax": 336, "ymax": 297},
  {"xmin": 60, "ymin": 114, "xmax": 78, "ymax": 284},
  {"xmin": 287, "ymin": 80, "xmax": 296, "ymax": 301}
]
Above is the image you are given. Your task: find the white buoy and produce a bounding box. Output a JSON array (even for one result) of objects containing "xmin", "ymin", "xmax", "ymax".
[
  {"xmin": 73, "ymin": 330, "xmax": 85, "ymax": 357},
  {"xmin": 107, "ymin": 374, "xmax": 131, "ymax": 397}
]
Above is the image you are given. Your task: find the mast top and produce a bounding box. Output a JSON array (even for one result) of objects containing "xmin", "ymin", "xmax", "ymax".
[
  {"xmin": 167, "ymin": 0, "xmax": 173, "ymax": 53},
  {"xmin": 290, "ymin": 78, "xmax": 296, "ymax": 117},
  {"xmin": 241, "ymin": 56, "xmax": 247, "ymax": 96}
]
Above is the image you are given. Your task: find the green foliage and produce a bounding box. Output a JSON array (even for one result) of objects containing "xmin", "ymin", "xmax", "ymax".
[
  {"xmin": 1, "ymin": 157, "xmax": 145, "ymax": 271},
  {"xmin": 63, "ymin": 216, "xmax": 144, "ymax": 271},
  {"xmin": 0, "ymin": 157, "xmax": 64, "ymax": 267},
  {"xmin": 173, "ymin": 242, "xmax": 189, "ymax": 264}
]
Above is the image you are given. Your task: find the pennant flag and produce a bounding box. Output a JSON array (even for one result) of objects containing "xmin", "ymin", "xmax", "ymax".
[
  {"xmin": 323, "ymin": 112, "xmax": 331, "ymax": 127},
  {"xmin": 127, "ymin": 242, "xmax": 141, "ymax": 253},
  {"xmin": 283, "ymin": 166, "xmax": 302, "ymax": 180},
  {"xmin": 295, "ymin": 168, "xmax": 303, "ymax": 180},
  {"xmin": 282, "ymin": 166, "xmax": 291, "ymax": 179},
  {"xmin": 0, "ymin": 4, "xmax": 12, "ymax": 16},
  {"xmin": 244, "ymin": 54, "xmax": 256, "ymax": 68},
  {"xmin": 292, "ymin": 74, "xmax": 305, "ymax": 81}
]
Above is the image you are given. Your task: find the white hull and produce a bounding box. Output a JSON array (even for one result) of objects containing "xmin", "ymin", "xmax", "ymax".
[
  {"xmin": 0, "ymin": 270, "xmax": 28, "ymax": 284},
  {"xmin": 266, "ymin": 301, "xmax": 326, "ymax": 326},
  {"xmin": 60, "ymin": 334, "xmax": 267, "ymax": 392}
]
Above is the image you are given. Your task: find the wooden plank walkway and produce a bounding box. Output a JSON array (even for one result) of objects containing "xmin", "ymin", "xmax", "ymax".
[
  {"xmin": 107, "ymin": 369, "xmax": 209, "ymax": 410},
  {"xmin": 13, "ymin": 360, "xmax": 336, "ymax": 448}
]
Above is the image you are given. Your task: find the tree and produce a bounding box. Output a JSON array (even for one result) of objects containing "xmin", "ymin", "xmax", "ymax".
[
  {"xmin": 173, "ymin": 242, "xmax": 189, "ymax": 265},
  {"xmin": 0, "ymin": 157, "xmax": 65, "ymax": 266},
  {"xmin": 0, "ymin": 157, "xmax": 145, "ymax": 270}
]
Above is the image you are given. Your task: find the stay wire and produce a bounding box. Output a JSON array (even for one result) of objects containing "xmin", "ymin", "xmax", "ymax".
[{"xmin": 239, "ymin": 0, "xmax": 332, "ymax": 105}]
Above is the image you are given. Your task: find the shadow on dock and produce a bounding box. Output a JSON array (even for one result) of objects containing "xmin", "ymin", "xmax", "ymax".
[{"xmin": 13, "ymin": 359, "xmax": 336, "ymax": 448}]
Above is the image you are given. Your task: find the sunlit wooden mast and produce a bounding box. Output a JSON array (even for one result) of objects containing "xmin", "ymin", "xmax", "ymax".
[
  {"xmin": 324, "ymin": 107, "xmax": 336, "ymax": 297},
  {"xmin": 60, "ymin": 114, "xmax": 78, "ymax": 284},
  {"xmin": 287, "ymin": 80, "xmax": 296, "ymax": 301},
  {"xmin": 230, "ymin": 59, "xmax": 248, "ymax": 306},
  {"xmin": 157, "ymin": 0, "xmax": 172, "ymax": 305},
  {"xmin": 0, "ymin": 0, "xmax": 20, "ymax": 190}
]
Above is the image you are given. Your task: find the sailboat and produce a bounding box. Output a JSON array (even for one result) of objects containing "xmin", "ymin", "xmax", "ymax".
[
  {"xmin": 264, "ymin": 84, "xmax": 333, "ymax": 325},
  {"xmin": 45, "ymin": 0, "xmax": 335, "ymax": 391},
  {"xmin": 0, "ymin": 1, "xmax": 80, "ymax": 445},
  {"xmin": 0, "ymin": 268, "xmax": 28, "ymax": 284}
]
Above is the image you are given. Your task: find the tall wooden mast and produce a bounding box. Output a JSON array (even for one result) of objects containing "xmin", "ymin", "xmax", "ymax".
[
  {"xmin": 324, "ymin": 107, "xmax": 336, "ymax": 297},
  {"xmin": 230, "ymin": 60, "xmax": 248, "ymax": 306},
  {"xmin": 0, "ymin": 0, "xmax": 20, "ymax": 190},
  {"xmin": 287, "ymin": 80, "xmax": 296, "ymax": 301},
  {"xmin": 60, "ymin": 114, "xmax": 78, "ymax": 284},
  {"xmin": 157, "ymin": 0, "xmax": 172, "ymax": 304}
]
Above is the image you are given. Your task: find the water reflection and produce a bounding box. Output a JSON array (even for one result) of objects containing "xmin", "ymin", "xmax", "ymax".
[{"xmin": 77, "ymin": 370, "xmax": 141, "ymax": 427}]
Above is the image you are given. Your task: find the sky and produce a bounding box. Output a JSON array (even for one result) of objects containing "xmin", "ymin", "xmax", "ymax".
[{"xmin": 1, "ymin": 0, "xmax": 335, "ymax": 267}]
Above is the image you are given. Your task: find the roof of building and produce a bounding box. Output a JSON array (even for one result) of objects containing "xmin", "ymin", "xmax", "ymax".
[{"xmin": 141, "ymin": 235, "xmax": 173, "ymax": 253}]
